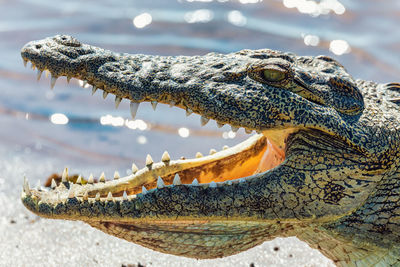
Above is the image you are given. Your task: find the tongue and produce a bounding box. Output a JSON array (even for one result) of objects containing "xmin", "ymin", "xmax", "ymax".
[{"xmin": 255, "ymin": 138, "xmax": 285, "ymax": 174}]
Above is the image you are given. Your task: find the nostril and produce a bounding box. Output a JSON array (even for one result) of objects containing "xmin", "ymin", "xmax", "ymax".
[
  {"xmin": 54, "ymin": 35, "xmax": 82, "ymax": 47},
  {"xmin": 35, "ymin": 44, "xmax": 42, "ymax": 49}
]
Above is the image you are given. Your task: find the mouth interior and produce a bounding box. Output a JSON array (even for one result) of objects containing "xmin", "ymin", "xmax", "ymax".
[
  {"xmin": 22, "ymin": 55, "xmax": 286, "ymax": 199},
  {"xmin": 151, "ymin": 134, "xmax": 285, "ymax": 186}
]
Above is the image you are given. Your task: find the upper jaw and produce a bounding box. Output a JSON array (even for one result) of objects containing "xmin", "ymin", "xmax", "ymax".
[
  {"xmin": 20, "ymin": 36, "xmax": 371, "ymax": 156},
  {"xmin": 21, "ymin": 35, "xmax": 331, "ymax": 134}
]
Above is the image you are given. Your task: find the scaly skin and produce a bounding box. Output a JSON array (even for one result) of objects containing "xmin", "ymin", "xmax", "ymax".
[{"xmin": 20, "ymin": 35, "xmax": 400, "ymax": 266}]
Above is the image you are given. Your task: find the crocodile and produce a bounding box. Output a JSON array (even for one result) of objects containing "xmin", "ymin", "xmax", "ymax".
[{"xmin": 20, "ymin": 35, "xmax": 400, "ymax": 266}]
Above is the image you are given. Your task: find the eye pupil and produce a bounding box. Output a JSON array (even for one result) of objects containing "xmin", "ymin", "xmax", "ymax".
[{"xmin": 263, "ymin": 69, "xmax": 285, "ymax": 82}]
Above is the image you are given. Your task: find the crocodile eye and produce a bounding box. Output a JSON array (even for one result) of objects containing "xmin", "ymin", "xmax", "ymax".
[
  {"xmin": 247, "ymin": 59, "xmax": 293, "ymax": 86},
  {"xmin": 263, "ymin": 69, "xmax": 285, "ymax": 82}
]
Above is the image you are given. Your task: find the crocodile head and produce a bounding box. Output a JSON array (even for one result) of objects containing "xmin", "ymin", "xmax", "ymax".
[{"xmin": 20, "ymin": 35, "xmax": 400, "ymax": 261}]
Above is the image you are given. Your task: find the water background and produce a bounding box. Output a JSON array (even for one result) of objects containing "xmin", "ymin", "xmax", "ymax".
[{"xmin": 0, "ymin": 0, "xmax": 399, "ymax": 266}]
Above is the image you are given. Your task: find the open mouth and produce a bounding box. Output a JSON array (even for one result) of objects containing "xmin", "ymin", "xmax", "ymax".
[
  {"xmin": 21, "ymin": 53, "xmax": 287, "ymax": 207},
  {"xmin": 20, "ymin": 36, "xmax": 384, "ymax": 263}
]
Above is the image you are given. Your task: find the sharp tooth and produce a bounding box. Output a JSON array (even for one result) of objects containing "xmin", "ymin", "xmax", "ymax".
[
  {"xmin": 76, "ymin": 175, "xmax": 82, "ymax": 184},
  {"xmin": 83, "ymin": 191, "xmax": 88, "ymax": 201},
  {"xmin": 88, "ymin": 174, "xmax": 94, "ymax": 184},
  {"xmin": 99, "ymin": 172, "xmax": 106, "ymax": 182},
  {"xmin": 68, "ymin": 188, "xmax": 75, "ymax": 198},
  {"xmin": 35, "ymin": 180, "xmax": 41, "ymax": 190},
  {"xmin": 145, "ymin": 154, "xmax": 153, "ymax": 167},
  {"xmin": 209, "ymin": 149, "xmax": 217, "ymax": 155},
  {"xmin": 131, "ymin": 163, "xmax": 138, "ymax": 174},
  {"xmin": 23, "ymin": 176, "xmax": 31, "ymax": 196},
  {"xmin": 222, "ymin": 145, "xmax": 229, "ymax": 150},
  {"xmin": 151, "ymin": 101, "xmax": 158, "ymax": 110},
  {"xmin": 191, "ymin": 178, "xmax": 199, "ymax": 186},
  {"xmin": 130, "ymin": 102, "xmax": 140, "ymax": 119},
  {"xmin": 82, "ymin": 80, "xmax": 88, "ymax": 87},
  {"xmin": 227, "ymin": 180, "xmax": 232, "ymax": 185},
  {"xmin": 62, "ymin": 168, "xmax": 68, "ymax": 183},
  {"xmin": 123, "ymin": 191, "xmax": 128, "ymax": 200},
  {"xmin": 66, "ymin": 76, "xmax": 71, "ymax": 83},
  {"xmin": 209, "ymin": 181, "xmax": 217, "ymax": 188},
  {"xmin": 113, "ymin": 171, "xmax": 120, "ymax": 180},
  {"xmin": 245, "ymin": 129, "xmax": 253, "ymax": 134},
  {"xmin": 36, "ymin": 69, "xmax": 42, "ymax": 81},
  {"xmin": 103, "ymin": 91, "xmax": 108, "ymax": 99},
  {"xmin": 239, "ymin": 178, "xmax": 245, "ymax": 183},
  {"xmin": 173, "ymin": 174, "xmax": 181, "ymax": 185},
  {"xmin": 115, "ymin": 96, "xmax": 122, "ymax": 108},
  {"xmin": 23, "ymin": 59, "xmax": 28, "ymax": 67},
  {"xmin": 50, "ymin": 75, "xmax": 57, "ymax": 89},
  {"xmin": 142, "ymin": 186, "xmax": 148, "ymax": 195},
  {"xmin": 157, "ymin": 176, "xmax": 165, "ymax": 188},
  {"xmin": 169, "ymin": 100, "xmax": 176, "ymax": 107},
  {"xmin": 45, "ymin": 70, "xmax": 49, "ymax": 78},
  {"xmin": 186, "ymin": 108, "xmax": 193, "ymax": 116},
  {"xmin": 195, "ymin": 152, "xmax": 203, "ymax": 158},
  {"xmin": 91, "ymin": 86, "xmax": 98, "ymax": 95},
  {"xmin": 58, "ymin": 182, "xmax": 66, "ymax": 189},
  {"xmin": 231, "ymin": 126, "xmax": 239, "ymax": 132},
  {"xmin": 200, "ymin": 116, "xmax": 210, "ymax": 126},
  {"xmin": 107, "ymin": 192, "xmax": 113, "ymax": 201},
  {"xmin": 51, "ymin": 179, "xmax": 57, "ymax": 189},
  {"xmin": 217, "ymin": 122, "xmax": 224, "ymax": 128},
  {"xmin": 161, "ymin": 151, "xmax": 170, "ymax": 163},
  {"xmin": 95, "ymin": 192, "xmax": 100, "ymax": 201}
]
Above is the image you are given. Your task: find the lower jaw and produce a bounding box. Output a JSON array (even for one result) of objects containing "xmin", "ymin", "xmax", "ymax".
[{"xmin": 41, "ymin": 133, "xmax": 285, "ymax": 200}]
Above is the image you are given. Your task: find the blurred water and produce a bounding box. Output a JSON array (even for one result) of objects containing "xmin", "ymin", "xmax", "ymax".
[
  {"xmin": 1, "ymin": 0, "xmax": 400, "ymax": 172},
  {"xmin": 0, "ymin": 0, "xmax": 399, "ymax": 265}
]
